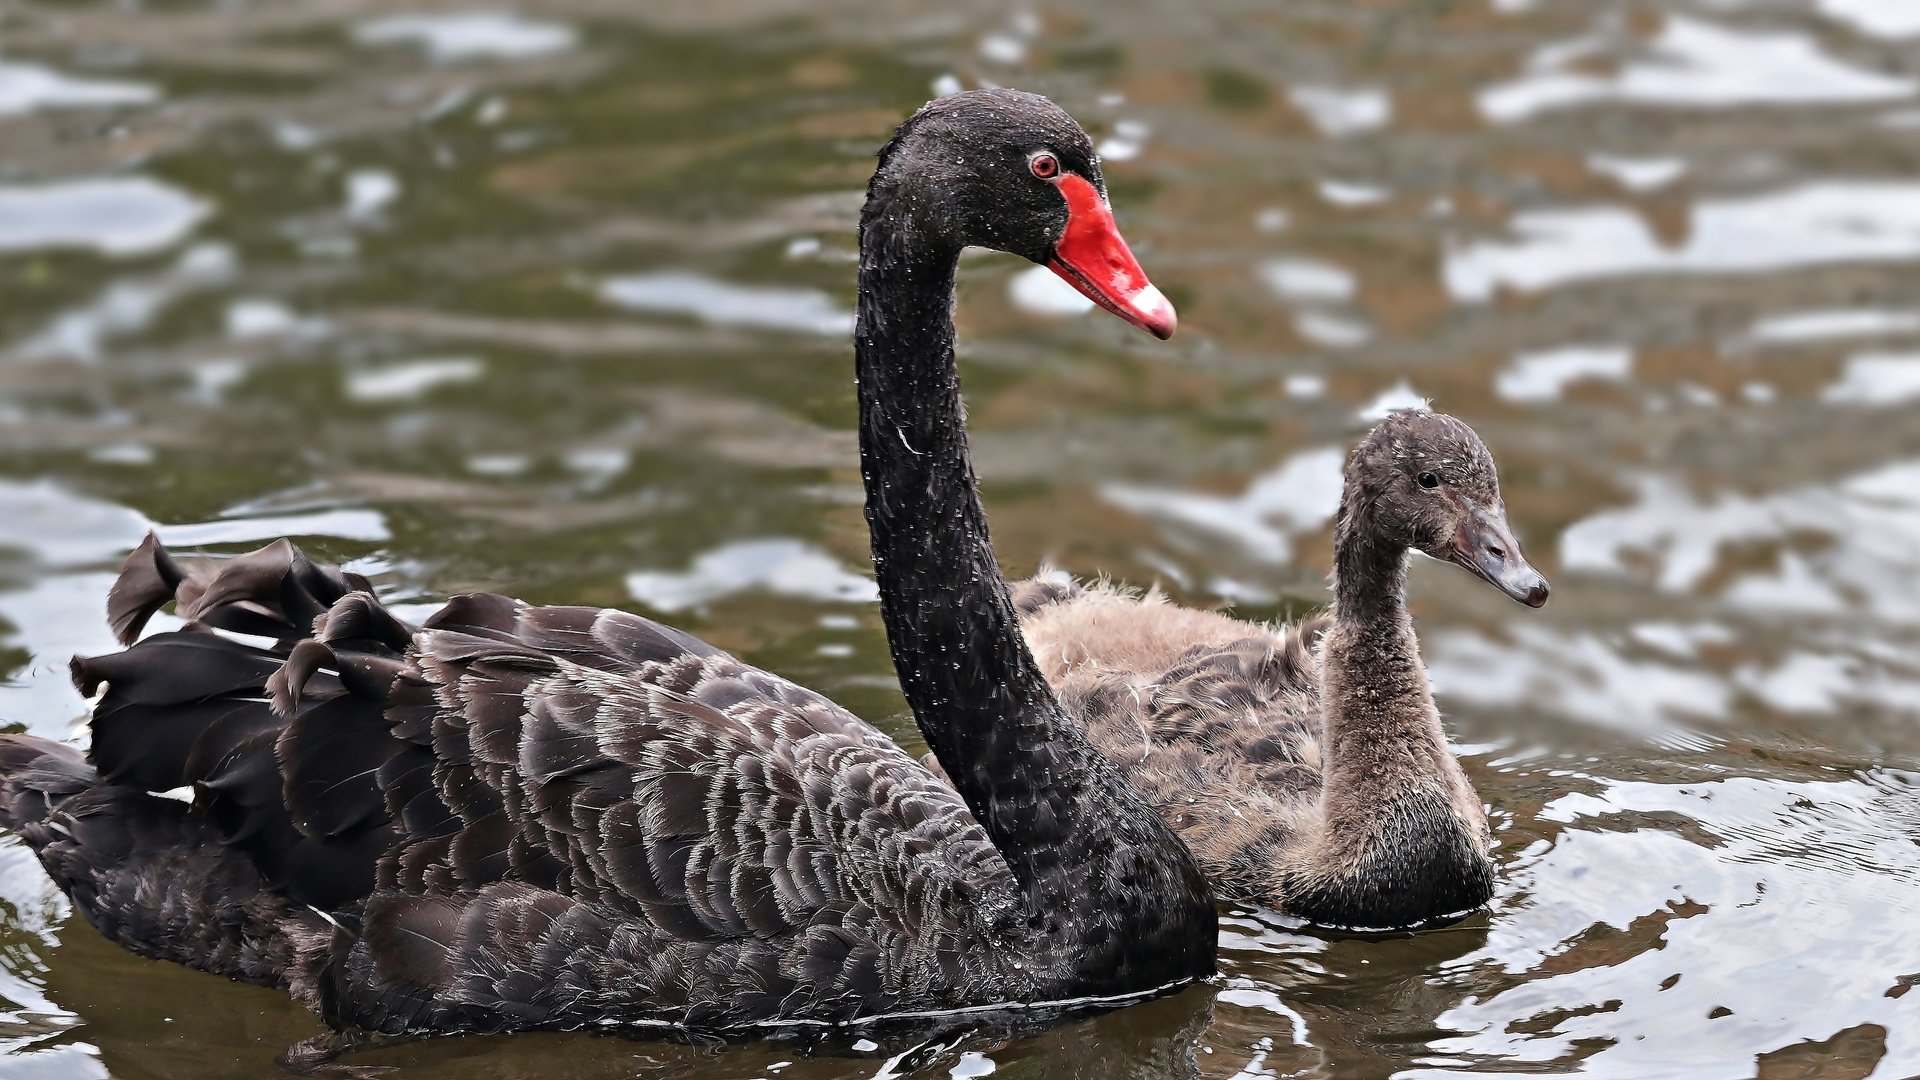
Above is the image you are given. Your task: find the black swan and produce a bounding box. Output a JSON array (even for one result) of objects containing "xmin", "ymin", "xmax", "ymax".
[
  {"xmin": 0, "ymin": 89, "xmax": 1213, "ymax": 1035},
  {"xmin": 979, "ymin": 411, "xmax": 1549, "ymax": 930}
]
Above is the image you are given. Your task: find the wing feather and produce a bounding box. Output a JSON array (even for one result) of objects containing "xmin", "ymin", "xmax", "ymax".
[{"xmin": 60, "ymin": 539, "xmax": 1025, "ymax": 1032}]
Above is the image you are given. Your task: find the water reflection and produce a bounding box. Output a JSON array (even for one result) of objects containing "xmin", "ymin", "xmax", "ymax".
[
  {"xmin": 1428, "ymin": 623, "xmax": 1730, "ymax": 747},
  {"xmin": 1446, "ymin": 181, "xmax": 1920, "ymax": 302},
  {"xmin": 353, "ymin": 12, "xmax": 578, "ymax": 64},
  {"xmin": 1103, "ymin": 448, "xmax": 1345, "ymax": 568},
  {"xmin": 0, "ymin": 180, "xmax": 208, "ymax": 257},
  {"xmin": 598, "ymin": 273, "xmax": 854, "ymax": 336},
  {"xmin": 1495, "ymin": 345, "xmax": 1633, "ymax": 403},
  {"xmin": 1561, "ymin": 462, "xmax": 1920, "ymax": 622},
  {"xmin": 1258, "ymin": 258, "xmax": 1355, "ymax": 304},
  {"xmin": 1744, "ymin": 307, "xmax": 1920, "ymax": 347},
  {"xmin": 1479, "ymin": 15, "xmax": 1914, "ymax": 122},
  {"xmin": 1824, "ymin": 352, "xmax": 1920, "ymax": 407},
  {"xmin": 1008, "ymin": 264, "xmax": 1095, "ymax": 317},
  {"xmin": 627, "ymin": 538, "xmax": 879, "ymax": 613},
  {"xmin": 344, "ymin": 169, "xmax": 402, "ymax": 220},
  {"xmin": 1584, "ymin": 154, "xmax": 1686, "ymax": 192},
  {"xmin": 1431, "ymin": 771, "xmax": 1920, "ymax": 1074},
  {"xmin": 1819, "ymin": 0, "xmax": 1920, "ymax": 40},
  {"xmin": 13, "ymin": 245, "xmax": 234, "ymax": 363},
  {"xmin": 0, "ymin": 59, "xmax": 150, "ymax": 117},
  {"xmin": 1286, "ymin": 85, "xmax": 1390, "ymax": 138},
  {"xmin": 346, "ymin": 356, "xmax": 485, "ymax": 403}
]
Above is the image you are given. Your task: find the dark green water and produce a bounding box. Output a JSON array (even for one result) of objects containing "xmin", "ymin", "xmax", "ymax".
[{"xmin": 1, "ymin": 1, "xmax": 1917, "ymax": 1076}]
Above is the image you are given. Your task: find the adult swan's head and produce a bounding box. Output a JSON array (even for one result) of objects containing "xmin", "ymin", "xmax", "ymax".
[{"xmin": 861, "ymin": 88, "xmax": 1177, "ymax": 339}]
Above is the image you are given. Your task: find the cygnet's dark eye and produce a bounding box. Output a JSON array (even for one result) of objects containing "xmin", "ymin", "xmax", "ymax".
[
  {"xmin": 1418, "ymin": 472, "xmax": 1440, "ymax": 489},
  {"xmin": 1029, "ymin": 152, "xmax": 1060, "ymax": 180}
]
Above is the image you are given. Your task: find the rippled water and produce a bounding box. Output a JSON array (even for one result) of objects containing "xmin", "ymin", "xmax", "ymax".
[{"xmin": 1, "ymin": 2, "xmax": 1916, "ymax": 1077}]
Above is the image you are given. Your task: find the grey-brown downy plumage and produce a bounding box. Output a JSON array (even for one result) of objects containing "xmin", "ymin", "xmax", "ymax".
[
  {"xmin": 0, "ymin": 89, "xmax": 1214, "ymax": 1036},
  {"xmin": 991, "ymin": 411, "xmax": 1549, "ymax": 930}
]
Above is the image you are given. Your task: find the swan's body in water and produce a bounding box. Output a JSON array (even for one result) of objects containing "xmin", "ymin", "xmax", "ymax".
[
  {"xmin": 0, "ymin": 89, "xmax": 1214, "ymax": 1034},
  {"xmin": 964, "ymin": 411, "xmax": 1550, "ymax": 930}
]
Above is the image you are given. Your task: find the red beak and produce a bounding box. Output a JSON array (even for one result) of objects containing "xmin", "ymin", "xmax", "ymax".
[{"xmin": 1045, "ymin": 174, "xmax": 1177, "ymax": 340}]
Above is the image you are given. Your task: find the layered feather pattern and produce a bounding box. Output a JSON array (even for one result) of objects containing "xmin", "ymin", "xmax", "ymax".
[
  {"xmin": 1002, "ymin": 562, "xmax": 1497, "ymax": 928},
  {"xmin": 4, "ymin": 537, "xmax": 1056, "ymax": 1033},
  {"xmin": 941, "ymin": 578, "xmax": 1338, "ymax": 904}
]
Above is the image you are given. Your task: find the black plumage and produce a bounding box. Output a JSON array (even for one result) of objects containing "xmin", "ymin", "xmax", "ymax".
[{"xmin": 0, "ymin": 89, "xmax": 1215, "ymax": 1037}]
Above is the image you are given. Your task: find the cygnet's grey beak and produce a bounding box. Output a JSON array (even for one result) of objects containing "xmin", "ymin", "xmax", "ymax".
[{"xmin": 1449, "ymin": 502, "xmax": 1550, "ymax": 608}]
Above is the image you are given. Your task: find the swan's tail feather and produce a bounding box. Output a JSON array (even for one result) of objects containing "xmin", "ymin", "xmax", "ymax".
[
  {"xmin": 10, "ymin": 537, "xmax": 496, "ymax": 1011},
  {"xmin": 71, "ymin": 632, "xmax": 284, "ymax": 793},
  {"xmin": 104, "ymin": 533, "xmax": 192, "ymax": 646},
  {"xmin": 0, "ymin": 733, "xmax": 331, "ymax": 1002},
  {"xmin": 73, "ymin": 537, "xmax": 409, "ymax": 912},
  {"xmin": 105, "ymin": 533, "xmax": 372, "ymax": 647}
]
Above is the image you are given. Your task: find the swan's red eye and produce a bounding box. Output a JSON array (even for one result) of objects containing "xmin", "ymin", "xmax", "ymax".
[{"xmin": 1029, "ymin": 153, "xmax": 1060, "ymax": 180}]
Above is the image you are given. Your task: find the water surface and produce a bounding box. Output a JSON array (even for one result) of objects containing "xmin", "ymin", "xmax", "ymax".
[{"xmin": 1, "ymin": 1, "xmax": 1916, "ymax": 1076}]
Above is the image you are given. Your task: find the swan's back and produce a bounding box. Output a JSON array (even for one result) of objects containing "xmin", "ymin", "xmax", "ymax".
[
  {"xmin": 1008, "ymin": 574, "xmax": 1499, "ymax": 926},
  {"xmin": 1003, "ymin": 579, "xmax": 1334, "ymax": 898},
  {"xmin": 5, "ymin": 538, "xmax": 1030, "ymax": 1033}
]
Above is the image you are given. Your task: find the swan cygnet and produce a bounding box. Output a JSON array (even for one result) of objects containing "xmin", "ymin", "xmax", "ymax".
[{"xmin": 1001, "ymin": 410, "xmax": 1549, "ymax": 931}]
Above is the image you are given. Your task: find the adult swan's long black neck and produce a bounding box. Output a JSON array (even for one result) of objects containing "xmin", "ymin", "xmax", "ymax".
[
  {"xmin": 0, "ymin": 88, "xmax": 1211, "ymax": 1041},
  {"xmin": 854, "ymin": 90, "xmax": 1211, "ymax": 995}
]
